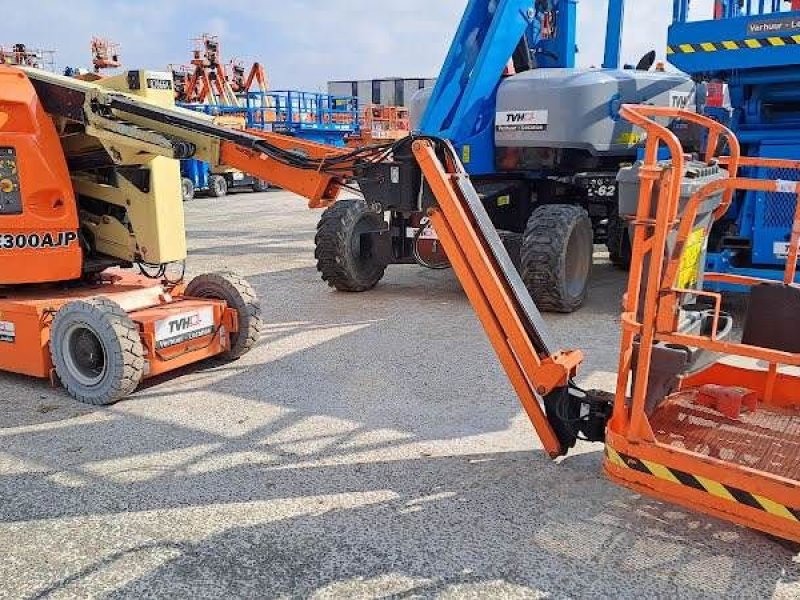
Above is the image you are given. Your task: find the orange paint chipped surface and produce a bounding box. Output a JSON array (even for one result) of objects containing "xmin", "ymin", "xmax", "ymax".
[{"xmin": 650, "ymin": 390, "xmax": 800, "ymax": 480}]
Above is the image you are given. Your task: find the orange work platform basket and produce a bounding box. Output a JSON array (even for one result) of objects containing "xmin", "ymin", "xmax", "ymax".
[{"xmin": 606, "ymin": 105, "xmax": 800, "ymax": 542}]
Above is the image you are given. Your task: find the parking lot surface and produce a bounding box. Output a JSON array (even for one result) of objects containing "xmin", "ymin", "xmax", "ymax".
[{"xmin": 1, "ymin": 191, "xmax": 798, "ymax": 599}]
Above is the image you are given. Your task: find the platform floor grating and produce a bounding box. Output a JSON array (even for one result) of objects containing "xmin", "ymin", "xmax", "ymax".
[{"xmin": 650, "ymin": 390, "xmax": 800, "ymax": 481}]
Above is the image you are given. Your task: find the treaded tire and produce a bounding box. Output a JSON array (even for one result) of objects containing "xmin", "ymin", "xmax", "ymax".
[
  {"xmin": 606, "ymin": 210, "xmax": 631, "ymax": 270},
  {"xmin": 50, "ymin": 298, "xmax": 145, "ymax": 406},
  {"xmin": 521, "ymin": 205, "xmax": 594, "ymax": 313},
  {"xmin": 252, "ymin": 179, "xmax": 270, "ymax": 193},
  {"xmin": 184, "ymin": 271, "xmax": 262, "ymax": 360},
  {"xmin": 181, "ymin": 177, "xmax": 195, "ymax": 202},
  {"xmin": 208, "ymin": 175, "xmax": 228, "ymax": 198},
  {"xmin": 315, "ymin": 198, "xmax": 388, "ymax": 292}
]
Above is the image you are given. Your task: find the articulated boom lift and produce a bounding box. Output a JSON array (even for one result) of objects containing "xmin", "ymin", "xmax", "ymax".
[
  {"xmin": 178, "ymin": 34, "xmax": 268, "ymax": 107},
  {"xmin": 313, "ymin": 0, "xmax": 693, "ymax": 314},
  {"xmin": 3, "ymin": 56, "xmax": 800, "ymax": 541},
  {"xmin": 1, "ymin": 64, "xmax": 603, "ymax": 447}
]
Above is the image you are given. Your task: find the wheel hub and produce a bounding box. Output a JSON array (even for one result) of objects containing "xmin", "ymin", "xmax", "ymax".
[
  {"xmin": 63, "ymin": 324, "xmax": 107, "ymax": 386},
  {"xmin": 351, "ymin": 216, "xmax": 374, "ymax": 263},
  {"xmin": 565, "ymin": 226, "xmax": 592, "ymax": 298}
]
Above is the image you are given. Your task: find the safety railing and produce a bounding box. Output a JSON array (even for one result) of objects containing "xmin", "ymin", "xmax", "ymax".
[
  {"xmin": 674, "ymin": 0, "xmax": 799, "ymax": 22},
  {"xmin": 244, "ymin": 90, "xmax": 359, "ymax": 133},
  {"xmin": 615, "ymin": 104, "xmax": 800, "ymax": 440}
]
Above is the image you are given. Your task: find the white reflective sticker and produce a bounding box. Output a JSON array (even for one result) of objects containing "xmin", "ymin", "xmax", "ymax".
[
  {"xmin": 496, "ymin": 110, "xmax": 549, "ymax": 132},
  {"xmin": 0, "ymin": 321, "xmax": 15, "ymax": 343},
  {"xmin": 155, "ymin": 307, "xmax": 215, "ymax": 349},
  {"xmin": 774, "ymin": 241, "xmax": 800, "ymax": 260},
  {"xmin": 405, "ymin": 226, "xmax": 438, "ymax": 240},
  {"xmin": 776, "ymin": 179, "xmax": 798, "ymax": 194}
]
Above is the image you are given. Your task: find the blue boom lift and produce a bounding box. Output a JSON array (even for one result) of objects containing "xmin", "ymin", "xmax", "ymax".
[
  {"xmin": 314, "ymin": 0, "xmax": 692, "ymax": 312},
  {"xmin": 668, "ymin": 0, "xmax": 800, "ymax": 290}
]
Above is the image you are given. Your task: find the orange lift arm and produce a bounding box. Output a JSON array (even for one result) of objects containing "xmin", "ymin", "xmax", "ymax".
[
  {"xmin": 231, "ymin": 133, "xmax": 609, "ymax": 455},
  {"xmin": 24, "ymin": 67, "xmax": 612, "ymax": 456},
  {"xmin": 218, "ymin": 130, "xmax": 353, "ymax": 208},
  {"xmin": 412, "ymin": 140, "xmax": 587, "ymax": 457},
  {"xmin": 241, "ymin": 63, "xmax": 268, "ymax": 94}
]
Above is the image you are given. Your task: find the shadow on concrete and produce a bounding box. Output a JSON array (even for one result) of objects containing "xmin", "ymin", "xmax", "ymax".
[
  {"xmin": 9, "ymin": 448, "xmax": 796, "ymax": 599},
  {"xmin": 4, "ymin": 238, "xmax": 786, "ymax": 598}
]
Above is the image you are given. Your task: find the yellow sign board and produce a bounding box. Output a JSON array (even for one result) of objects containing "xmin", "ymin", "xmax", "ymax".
[{"xmin": 677, "ymin": 228, "xmax": 706, "ymax": 288}]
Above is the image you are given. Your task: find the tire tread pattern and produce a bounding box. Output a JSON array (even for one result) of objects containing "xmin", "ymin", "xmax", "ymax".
[
  {"xmin": 315, "ymin": 198, "xmax": 387, "ymax": 292},
  {"xmin": 50, "ymin": 297, "xmax": 145, "ymax": 406},
  {"xmin": 185, "ymin": 271, "xmax": 262, "ymax": 360},
  {"xmin": 208, "ymin": 175, "xmax": 227, "ymax": 198},
  {"xmin": 520, "ymin": 205, "xmax": 593, "ymax": 313}
]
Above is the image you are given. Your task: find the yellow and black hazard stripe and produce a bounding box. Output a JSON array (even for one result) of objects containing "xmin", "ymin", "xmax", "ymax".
[
  {"xmin": 668, "ymin": 35, "xmax": 800, "ymax": 54},
  {"xmin": 606, "ymin": 446, "xmax": 800, "ymax": 522}
]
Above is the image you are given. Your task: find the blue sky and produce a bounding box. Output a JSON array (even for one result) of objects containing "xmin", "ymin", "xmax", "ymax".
[{"xmin": 6, "ymin": 0, "xmax": 715, "ymax": 90}]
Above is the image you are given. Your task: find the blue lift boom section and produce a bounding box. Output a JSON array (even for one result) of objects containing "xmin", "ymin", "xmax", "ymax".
[
  {"xmin": 603, "ymin": 0, "xmax": 626, "ymax": 69},
  {"xmin": 419, "ymin": 0, "xmax": 627, "ymax": 175},
  {"xmin": 419, "ymin": 0, "xmax": 602, "ymax": 176},
  {"xmin": 419, "ymin": 0, "xmax": 539, "ymax": 175}
]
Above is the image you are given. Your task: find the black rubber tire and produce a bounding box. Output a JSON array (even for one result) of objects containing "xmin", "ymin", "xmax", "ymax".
[
  {"xmin": 520, "ymin": 205, "xmax": 594, "ymax": 313},
  {"xmin": 252, "ymin": 179, "xmax": 270, "ymax": 193},
  {"xmin": 181, "ymin": 177, "xmax": 195, "ymax": 202},
  {"xmin": 184, "ymin": 271, "xmax": 262, "ymax": 360},
  {"xmin": 208, "ymin": 175, "xmax": 228, "ymax": 198},
  {"xmin": 606, "ymin": 210, "xmax": 631, "ymax": 270},
  {"xmin": 315, "ymin": 198, "xmax": 388, "ymax": 292},
  {"xmin": 50, "ymin": 298, "xmax": 145, "ymax": 405}
]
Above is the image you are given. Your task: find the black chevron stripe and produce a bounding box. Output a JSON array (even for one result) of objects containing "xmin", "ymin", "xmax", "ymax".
[
  {"xmin": 669, "ymin": 36, "xmax": 800, "ymax": 53},
  {"xmin": 669, "ymin": 469, "xmax": 707, "ymax": 492},
  {"xmin": 726, "ymin": 486, "xmax": 767, "ymax": 511},
  {"xmin": 614, "ymin": 450, "xmax": 798, "ymax": 519}
]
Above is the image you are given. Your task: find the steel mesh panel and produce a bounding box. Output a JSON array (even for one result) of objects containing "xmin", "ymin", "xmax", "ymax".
[{"xmin": 763, "ymin": 168, "xmax": 799, "ymax": 228}]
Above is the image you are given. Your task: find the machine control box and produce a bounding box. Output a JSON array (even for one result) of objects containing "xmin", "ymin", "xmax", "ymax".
[
  {"xmin": 618, "ymin": 159, "xmax": 728, "ymax": 301},
  {"xmin": 0, "ymin": 147, "xmax": 22, "ymax": 215}
]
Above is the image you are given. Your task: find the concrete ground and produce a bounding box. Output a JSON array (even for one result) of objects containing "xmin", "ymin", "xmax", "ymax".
[{"xmin": 1, "ymin": 190, "xmax": 798, "ymax": 599}]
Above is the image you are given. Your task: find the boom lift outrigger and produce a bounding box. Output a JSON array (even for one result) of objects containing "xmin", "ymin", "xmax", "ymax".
[{"xmin": 3, "ymin": 66, "xmax": 800, "ymax": 542}]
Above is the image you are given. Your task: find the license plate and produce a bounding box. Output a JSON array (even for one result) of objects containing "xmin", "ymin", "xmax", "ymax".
[
  {"xmin": 232, "ymin": 172, "xmax": 245, "ymax": 181},
  {"xmin": 155, "ymin": 307, "xmax": 215, "ymax": 349}
]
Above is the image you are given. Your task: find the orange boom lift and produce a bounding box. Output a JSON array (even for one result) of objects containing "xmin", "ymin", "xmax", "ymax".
[{"xmin": 1, "ymin": 64, "xmax": 798, "ymax": 542}]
